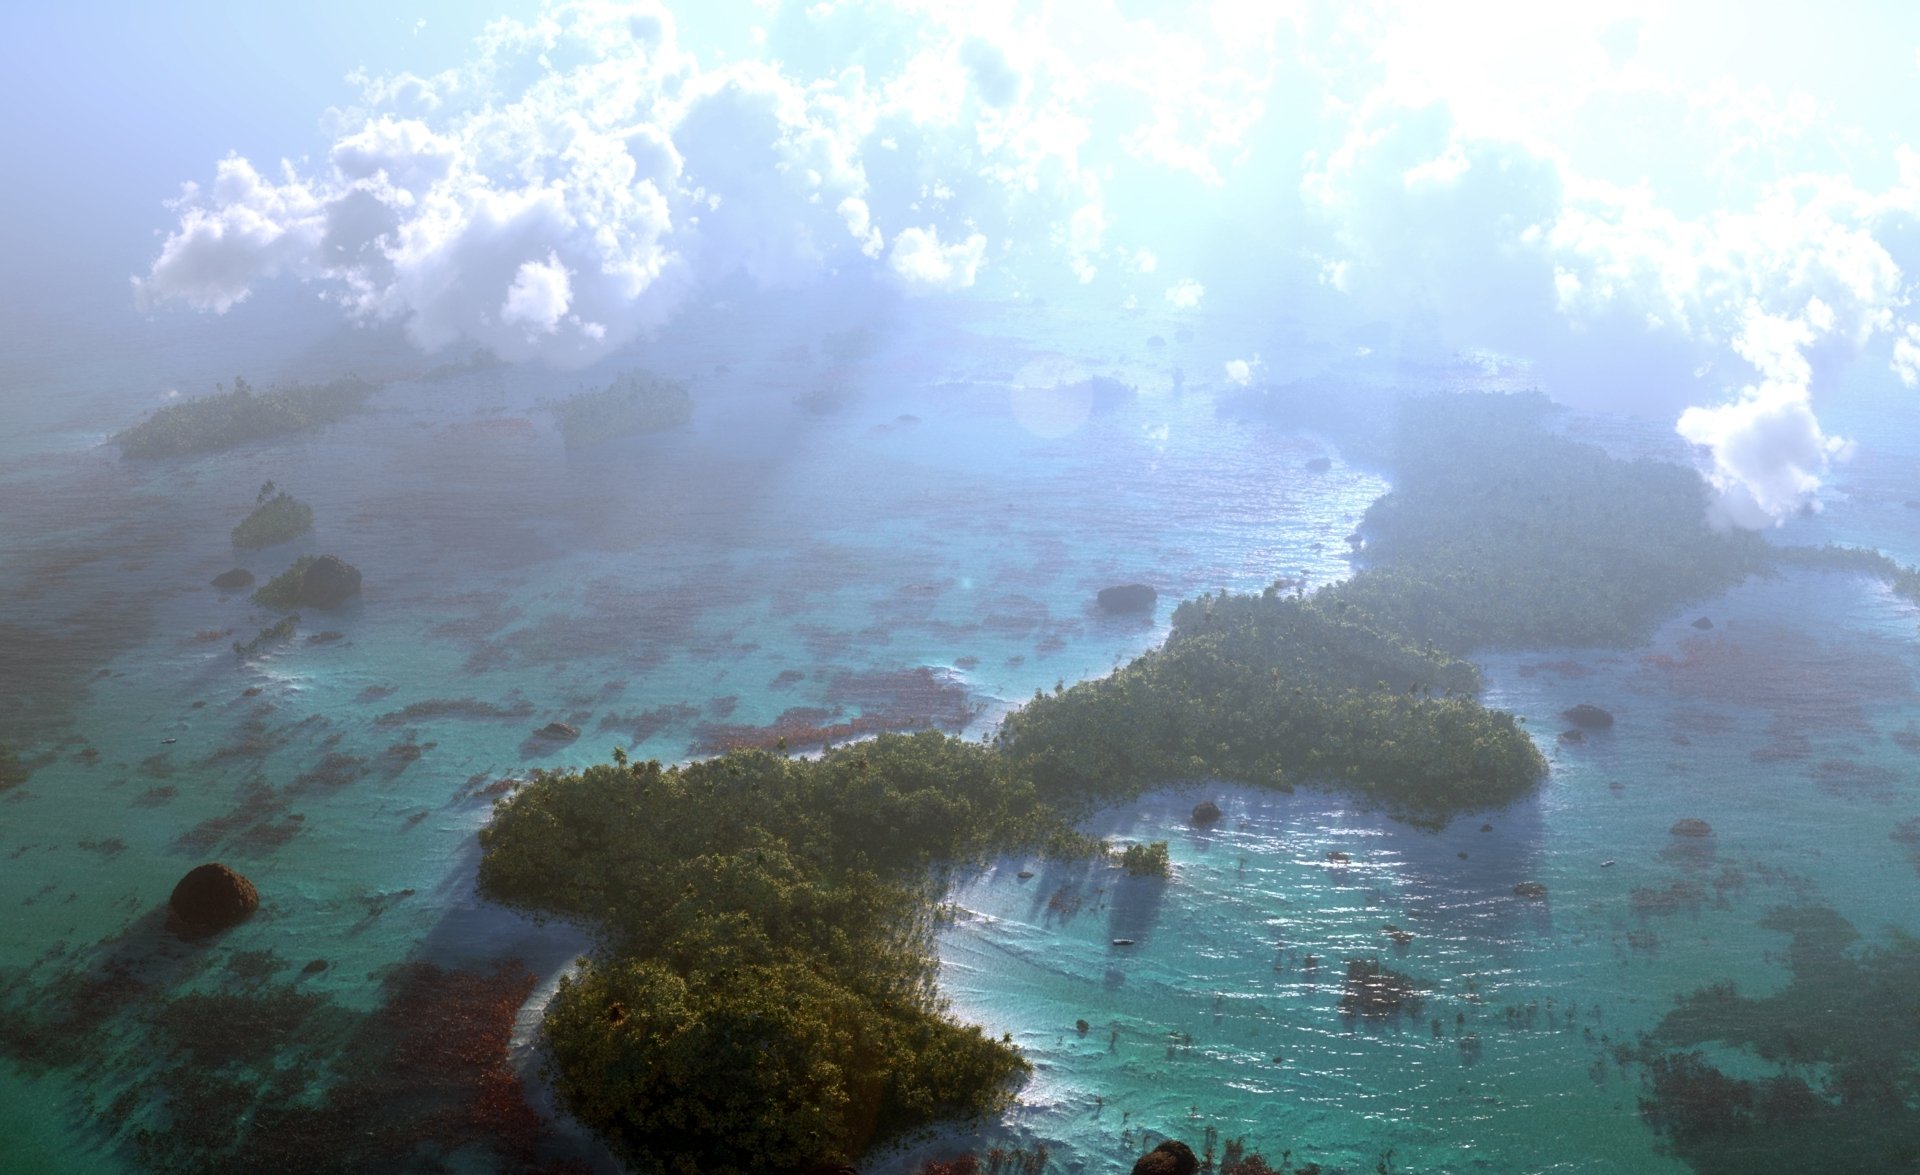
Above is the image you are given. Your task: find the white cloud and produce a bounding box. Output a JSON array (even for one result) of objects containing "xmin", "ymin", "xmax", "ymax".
[
  {"xmin": 1165, "ymin": 279, "xmax": 1204, "ymax": 308},
  {"xmin": 1895, "ymin": 323, "xmax": 1920, "ymax": 387},
  {"xmin": 131, "ymin": 0, "xmax": 1920, "ymax": 528},
  {"xmin": 502, "ymin": 252, "xmax": 573, "ymax": 334},
  {"xmin": 887, "ymin": 225, "xmax": 987, "ymax": 290}
]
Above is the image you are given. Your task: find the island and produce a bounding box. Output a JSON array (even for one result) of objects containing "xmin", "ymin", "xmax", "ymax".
[
  {"xmin": 113, "ymin": 375, "xmax": 374, "ymax": 458},
  {"xmin": 551, "ymin": 370, "xmax": 692, "ymax": 447},
  {"xmin": 477, "ymin": 391, "xmax": 1790, "ymax": 1173},
  {"xmin": 230, "ymin": 481, "xmax": 314, "ymax": 548}
]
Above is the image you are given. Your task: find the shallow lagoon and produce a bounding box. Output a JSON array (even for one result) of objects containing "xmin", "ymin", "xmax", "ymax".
[{"xmin": 1, "ymin": 294, "xmax": 1916, "ymax": 1172}]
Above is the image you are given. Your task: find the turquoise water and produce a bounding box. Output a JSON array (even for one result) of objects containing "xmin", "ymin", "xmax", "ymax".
[{"xmin": 2, "ymin": 292, "xmax": 1916, "ymax": 1172}]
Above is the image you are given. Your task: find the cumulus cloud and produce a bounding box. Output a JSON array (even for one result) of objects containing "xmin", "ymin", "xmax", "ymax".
[
  {"xmin": 1165, "ymin": 279, "xmax": 1204, "ymax": 308},
  {"xmin": 1297, "ymin": 15, "xmax": 1920, "ymax": 524},
  {"xmin": 887, "ymin": 225, "xmax": 987, "ymax": 290},
  {"xmin": 133, "ymin": 0, "xmax": 1920, "ymax": 528}
]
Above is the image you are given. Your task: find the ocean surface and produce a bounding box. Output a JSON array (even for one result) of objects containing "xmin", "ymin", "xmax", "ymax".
[{"xmin": 1, "ymin": 290, "xmax": 1915, "ymax": 1174}]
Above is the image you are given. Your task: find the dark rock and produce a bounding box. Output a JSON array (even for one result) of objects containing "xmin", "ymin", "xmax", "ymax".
[
  {"xmin": 1691, "ymin": 616, "xmax": 1714, "ymax": 630},
  {"xmin": 1304, "ymin": 455, "xmax": 1333, "ymax": 473},
  {"xmin": 1131, "ymin": 1140, "xmax": 1198, "ymax": 1175},
  {"xmin": 299, "ymin": 555, "xmax": 362, "ymax": 609},
  {"xmin": 1513, "ymin": 881, "xmax": 1548, "ymax": 899},
  {"xmin": 169, "ymin": 863, "xmax": 259, "ymax": 933},
  {"xmin": 536, "ymin": 722, "xmax": 580, "ymax": 741},
  {"xmin": 1326, "ymin": 850, "xmax": 1350, "ymax": 863},
  {"xmin": 1075, "ymin": 1018, "xmax": 1090, "ymax": 1034},
  {"xmin": 1097, "ymin": 583, "xmax": 1158, "ymax": 614},
  {"xmin": 1670, "ymin": 818, "xmax": 1714, "ymax": 838},
  {"xmin": 212, "ymin": 568, "xmax": 255, "ymax": 590},
  {"xmin": 1191, "ymin": 799, "xmax": 1222, "ymax": 825},
  {"xmin": 1561, "ymin": 704, "xmax": 1614, "ymax": 730},
  {"xmin": 300, "ymin": 959, "xmax": 328, "ymax": 975},
  {"xmin": 1558, "ymin": 728, "xmax": 1586, "ymax": 745}
]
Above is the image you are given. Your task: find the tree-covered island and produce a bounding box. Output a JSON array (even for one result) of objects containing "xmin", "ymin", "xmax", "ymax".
[
  {"xmin": 552, "ymin": 370, "xmax": 693, "ymax": 447},
  {"xmin": 477, "ymin": 392, "xmax": 1788, "ymax": 1173},
  {"xmin": 113, "ymin": 375, "xmax": 374, "ymax": 457},
  {"xmin": 230, "ymin": 481, "xmax": 314, "ymax": 548}
]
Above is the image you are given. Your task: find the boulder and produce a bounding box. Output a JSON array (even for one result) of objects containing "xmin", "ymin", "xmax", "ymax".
[
  {"xmin": 1513, "ymin": 881, "xmax": 1548, "ymax": 899},
  {"xmin": 212, "ymin": 568, "xmax": 255, "ymax": 590},
  {"xmin": 1131, "ymin": 1140, "xmax": 1198, "ymax": 1175},
  {"xmin": 1670, "ymin": 818, "xmax": 1713, "ymax": 838},
  {"xmin": 1691, "ymin": 616, "xmax": 1714, "ymax": 630},
  {"xmin": 299, "ymin": 555, "xmax": 362, "ymax": 609},
  {"xmin": 536, "ymin": 721, "xmax": 581, "ymax": 741},
  {"xmin": 1097, "ymin": 583, "xmax": 1158, "ymax": 614},
  {"xmin": 1304, "ymin": 456, "xmax": 1333, "ymax": 474},
  {"xmin": 1191, "ymin": 799, "xmax": 1222, "ymax": 825},
  {"xmin": 1561, "ymin": 704, "xmax": 1614, "ymax": 730},
  {"xmin": 169, "ymin": 863, "xmax": 259, "ymax": 933}
]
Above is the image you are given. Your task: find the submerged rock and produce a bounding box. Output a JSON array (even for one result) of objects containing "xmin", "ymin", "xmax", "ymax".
[
  {"xmin": 1190, "ymin": 799, "xmax": 1222, "ymax": 825},
  {"xmin": 1304, "ymin": 455, "xmax": 1333, "ymax": 474},
  {"xmin": 1558, "ymin": 729, "xmax": 1587, "ymax": 745},
  {"xmin": 536, "ymin": 722, "xmax": 581, "ymax": 741},
  {"xmin": 1097, "ymin": 583, "xmax": 1158, "ymax": 614},
  {"xmin": 299, "ymin": 555, "xmax": 362, "ymax": 609},
  {"xmin": 212, "ymin": 568, "xmax": 255, "ymax": 590},
  {"xmin": 1513, "ymin": 881, "xmax": 1549, "ymax": 899},
  {"xmin": 169, "ymin": 863, "xmax": 259, "ymax": 933},
  {"xmin": 1691, "ymin": 616, "xmax": 1714, "ymax": 630},
  {"xmin": 1670, "ymin": 818, "xmax": 1714, "ymax": 838},
  {"xmin": 1131, "ymin": 1139, "xmax": 1198, "ymax": 1175},
  {"xmin": 1562, "ymin": 704, "xmax": 1614, "ymax": 730}
]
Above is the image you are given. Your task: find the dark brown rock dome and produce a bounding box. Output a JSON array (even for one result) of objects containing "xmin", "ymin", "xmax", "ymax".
[
  {"xmin": 1131, "ymin": 1139, "xmax": 1198, "ymax": 1175},
  {"xmin": 299, "ymin": 555, "xmax": 362, "ymax": 609},
  {"xmin": 1191, "ymin": 799, "xmax": 1222, "ymax": 825},
  {"xmin": 1097, "ymin": 583, "xmax": 1158, "ymax": 614},
  {"xmin": 1561, "ymin": 704, "xmax": 1614, "ymax": 730},
  {"xmin": 169, "ymin": 863, "xmax": 258, "ymax": 932}
]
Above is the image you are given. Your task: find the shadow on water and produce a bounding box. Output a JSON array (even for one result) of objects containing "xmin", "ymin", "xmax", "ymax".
[{"xmin": 1105, "ymin": 873, "xmax": 1172, "ymax": 950}]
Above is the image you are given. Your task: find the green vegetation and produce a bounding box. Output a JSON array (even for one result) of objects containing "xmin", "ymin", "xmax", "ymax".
[
  {"xmin": 231, "ymin": 481, "xmax": 313, "ymax": 548},
  {"xmin": 1775, "ymin": 542, "xmax": 1920, "ymax": 606},
  {"xmin": 999, "ymin": 588, "xmax": 1542, "ymax": 829},
  {"xmin": 552, "ymin": 370, "xmax": 692, "ymax": 447},
  {"xmin": 233, "ymin": 615, "xmax": 298, "ymax": 659},
  {"xmin": 480, "ymin": 391, "xmax": 1782, "ymax": 1169},
  {"xmin": 1117, "ymin": 840, "xmax": 1171, "ymax": 878},
  {"xmin": 479, "ymin": 735, "xmax": 1060, "ymax": 1175},
  {"xmin": 251, "ymin": 557, "xmax": 316, "ymax": 610},
  {"xmin": 1338, "ymin": 392, "xmax": 1771, "ymax": 651},
  {"xmin": 114, "ymin": 375, "xmax": 374, "ymax": 458}
]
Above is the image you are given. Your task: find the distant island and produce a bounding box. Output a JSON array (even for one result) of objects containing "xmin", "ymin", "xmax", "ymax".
[
  {"xmin": 230, "ymin": 481, "xmax": 313, "ymax": 548},
  {"xmin": 552, "ymin": 370, "xmax": 692, "ymax": 447},
  {"xmin": 478, "ymin": 391, "xmax": 1786, "ymax": 1173},
  {"xmin": 114, "ymin": 374, "xmax": 374, "ymax": 458}
]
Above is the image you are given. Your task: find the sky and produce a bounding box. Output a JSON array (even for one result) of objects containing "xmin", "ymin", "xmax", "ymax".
[{"xmin": 6, "ymin": 1, "xmax": 1920, "ymax": 527}]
